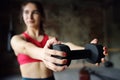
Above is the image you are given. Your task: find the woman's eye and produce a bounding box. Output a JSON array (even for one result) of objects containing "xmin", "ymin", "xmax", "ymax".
[
  {"xmin": 33, "ymin": 10, "xmax": 40, "ymax": 14},
  {"xmin": 24, "ymin": 10, "xmax": 29, "ymax": 14}
]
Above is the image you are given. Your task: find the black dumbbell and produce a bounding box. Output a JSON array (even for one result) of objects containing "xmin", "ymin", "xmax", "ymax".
[{"xmin": 51, "ymin": 44, "xmax": 105, "ymax": 66}]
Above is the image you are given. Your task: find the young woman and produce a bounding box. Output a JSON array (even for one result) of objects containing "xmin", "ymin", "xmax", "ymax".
[{"xmin": 10, "ymin": 0, "xmax": 108, "ymax": 80}]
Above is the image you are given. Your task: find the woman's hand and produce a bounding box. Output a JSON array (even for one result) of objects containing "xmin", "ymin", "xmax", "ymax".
[
  {"xmin": 41, "ymin": 38, "xmax": 68, "ymax": 72},
  {"xmin": 90, "ymin": 38, "xmax": 108, "ymax": 66}
]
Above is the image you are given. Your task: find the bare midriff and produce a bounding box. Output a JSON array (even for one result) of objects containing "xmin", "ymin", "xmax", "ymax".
[{"xmin": 20, "ymin": 62, "xmax": 53, "ymax": 78}]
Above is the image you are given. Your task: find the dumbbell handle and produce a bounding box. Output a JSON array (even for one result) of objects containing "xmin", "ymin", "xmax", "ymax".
[
  {"xmin": 51, "ymin": 50, "xmax": 91, "ymax": 60},
  {"xmin": 69, "ymin": 50, "xmax": 91, "ymax": 60},
  {"xmin": 51, "ymin": 50, "xmax": 91, "ymax": 66}
]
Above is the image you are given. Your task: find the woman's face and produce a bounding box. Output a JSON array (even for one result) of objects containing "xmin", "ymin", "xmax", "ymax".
[{"xmin": 22, "ymin": 3, "xmax": 41, "ymax": 28}]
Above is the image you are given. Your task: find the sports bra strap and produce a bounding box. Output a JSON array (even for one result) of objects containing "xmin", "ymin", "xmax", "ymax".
[{"xmin": 23, "ymin": 32, "xmax": 49, "ymax": 48}]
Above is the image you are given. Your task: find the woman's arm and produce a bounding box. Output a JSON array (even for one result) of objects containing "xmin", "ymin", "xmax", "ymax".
[
  {"xmin": 63, "ymin": 42, "xmax": 84, "ymax": 50},
  {"xmin": 10, "ymin": 35, "xmax": 44, "ymax": 60},
  {"xmin": 10, "ymin": 35, "xmax": 68, "ymax": 71}
]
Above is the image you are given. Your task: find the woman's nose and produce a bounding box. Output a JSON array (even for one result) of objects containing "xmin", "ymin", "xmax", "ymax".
[{"xmin": 28, "ymin": 13, "xmax": 33, "ymax": 19}]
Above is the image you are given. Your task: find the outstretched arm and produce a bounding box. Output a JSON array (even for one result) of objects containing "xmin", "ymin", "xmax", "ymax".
[
  {"xmin": 63, "ymin": 42, "xmax": 84, "ymax": 50},
  {"xmin": 10, "ymin": 35, "xmax": 68, "ymax": 71}
]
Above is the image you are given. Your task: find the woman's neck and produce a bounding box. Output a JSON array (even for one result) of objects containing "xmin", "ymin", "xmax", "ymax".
[{"xmin": 26, "ymin": 27, "xmax": 41, "ymax": 38}]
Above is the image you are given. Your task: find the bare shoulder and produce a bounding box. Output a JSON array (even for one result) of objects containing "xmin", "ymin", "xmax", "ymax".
[{"xmin": 11, "ymin": 34, "xmax": 25, "ymax": 43}]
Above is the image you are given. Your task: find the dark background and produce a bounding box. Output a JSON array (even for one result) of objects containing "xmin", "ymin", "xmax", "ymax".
[{"xmin": 0, "ymin": 0, "xmax": 120, "ymax": 78}]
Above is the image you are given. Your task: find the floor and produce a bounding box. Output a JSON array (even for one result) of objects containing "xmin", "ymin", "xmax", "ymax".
[{"xmin": 0, "ymin": 67, "xmax": 120, "ymax": 80}]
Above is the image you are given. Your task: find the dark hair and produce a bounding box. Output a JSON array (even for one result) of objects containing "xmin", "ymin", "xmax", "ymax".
[{"xmin": 20, "ymin": 0, "xmax": 45, "ymax": 34}]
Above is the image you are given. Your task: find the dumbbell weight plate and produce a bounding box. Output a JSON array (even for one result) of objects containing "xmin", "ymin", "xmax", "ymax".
[
  {"xmin": 85, "ymin": 44, "xmax": 104, "ymax": 63},
  {"xmin": 51, "ymin": 44, "xmax": 71, "ymax": 66}
]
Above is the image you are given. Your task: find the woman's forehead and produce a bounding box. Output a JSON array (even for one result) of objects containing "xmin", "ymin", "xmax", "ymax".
[{"xmin": 23, "ymin": 3, "xmax": 38, "ymax": 10}]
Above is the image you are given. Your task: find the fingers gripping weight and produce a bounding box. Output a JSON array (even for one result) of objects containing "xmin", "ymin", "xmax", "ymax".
[{"xmin": 50, "ymin": 44, "xmax": 105, "ymax": 66}]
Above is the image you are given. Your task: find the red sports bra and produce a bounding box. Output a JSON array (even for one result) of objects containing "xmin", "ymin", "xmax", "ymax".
[{"xmin": 17, "ymin": 32, "xmax": 49, "ymax": 65}]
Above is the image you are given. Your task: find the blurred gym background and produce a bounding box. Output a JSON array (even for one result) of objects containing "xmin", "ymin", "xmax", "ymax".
[{"xmin": 0, "ymin": 0, "xmax": 120, "ymax": 80}]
